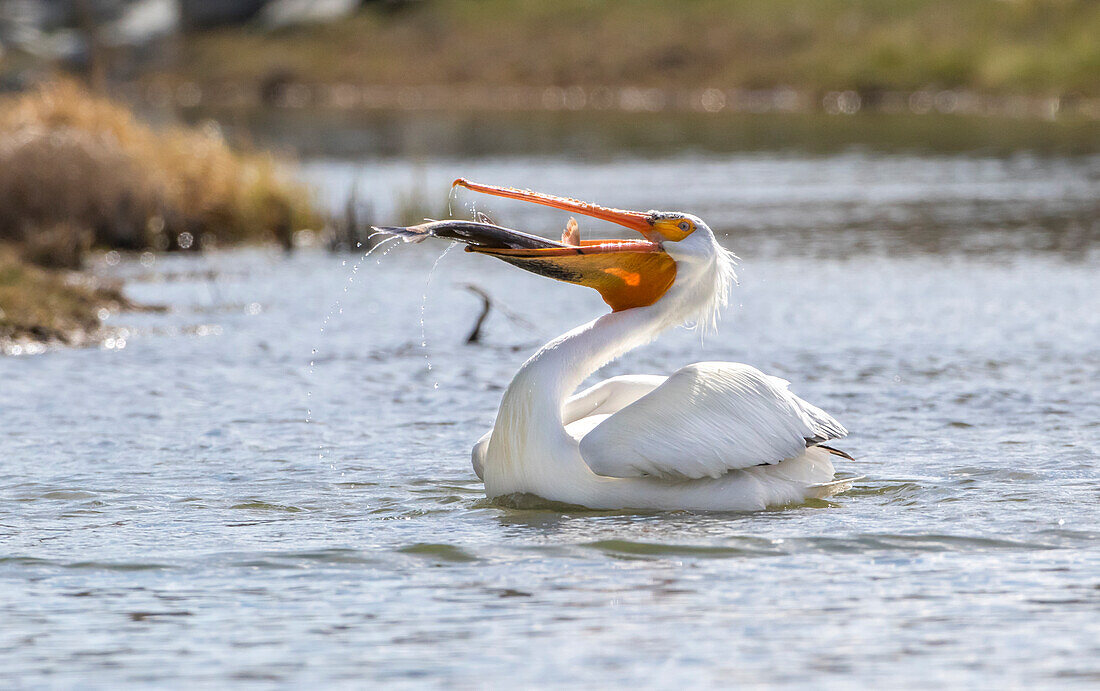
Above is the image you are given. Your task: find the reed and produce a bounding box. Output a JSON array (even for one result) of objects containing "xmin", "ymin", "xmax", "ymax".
[{"xmin": 0, "ymin": 79, "xmax": 318, "ymax": 265}]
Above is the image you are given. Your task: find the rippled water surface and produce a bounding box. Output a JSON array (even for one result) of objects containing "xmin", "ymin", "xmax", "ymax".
[{"xmin": 2, "ymin": 148, "xmax": 1099, "ymax": 687}]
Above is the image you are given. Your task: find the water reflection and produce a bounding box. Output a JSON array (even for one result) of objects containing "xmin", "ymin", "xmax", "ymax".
[{"xmin": 192, "ymin": 108, "xmax": 1100, "ymax": 158}]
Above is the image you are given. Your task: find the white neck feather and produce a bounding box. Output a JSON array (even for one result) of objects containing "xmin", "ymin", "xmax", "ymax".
[
  {"xmin": 483, "ymin": 286, "xmax": 691, "ymax": 492},
  {"xmin": 534, "ymin": 303, "xmax": 674, "ymax": 407}
]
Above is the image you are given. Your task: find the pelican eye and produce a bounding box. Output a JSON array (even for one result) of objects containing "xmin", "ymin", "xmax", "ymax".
[{"xmin": 678, "ymin": 220, "xmax": 692, "ymax": 232}]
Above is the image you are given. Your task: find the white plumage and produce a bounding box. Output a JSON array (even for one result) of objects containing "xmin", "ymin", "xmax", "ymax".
[
  {"xmin": 470, "ymin": 216, "xmax": 851, "ymax": 511},
  {"xmin": 579, "ymin": 362, "xmax": 846, "ymax": 480}
]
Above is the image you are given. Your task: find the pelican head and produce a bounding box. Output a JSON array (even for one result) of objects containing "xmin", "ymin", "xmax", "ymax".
[{"xmin": 452, "ymin": 179, "xmax": 737, "ymax": 331}]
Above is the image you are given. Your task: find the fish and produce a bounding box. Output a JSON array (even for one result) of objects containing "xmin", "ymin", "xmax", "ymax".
[{"xmin": 372, "ymin": 219, "xmax": 567, "ymax": 251}]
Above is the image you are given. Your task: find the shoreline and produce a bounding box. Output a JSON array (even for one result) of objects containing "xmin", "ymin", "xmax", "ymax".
[
  {"xmin": 136, "ymin": 81, "xmax": 1100, "ymax": 122},
  {"xmin": 0, "ymin": 251, "xmax": 150, "ymax": 356},
  {"xmin": 148, "ymin": 0, "xmax": 1100, "ymax": 121},
  {"xmin": 0, "ymin": 81, "xmax": 318, "ymax": 357}
]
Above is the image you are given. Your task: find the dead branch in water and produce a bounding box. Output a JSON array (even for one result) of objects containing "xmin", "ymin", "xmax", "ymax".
[
  {"xmin": 463, "ymin": 284, "xmax": 492, "ymax": 344},
  {"xmin": 461, "ymin": 283, "xmax": 538, "ymax": 345}
]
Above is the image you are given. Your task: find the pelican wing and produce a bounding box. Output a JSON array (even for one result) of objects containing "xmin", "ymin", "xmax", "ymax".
[
  {"xmin": 562, "ymin": 374, "xmax": 668, "ymax": 426},
  {"xmin": 578, "ymin": 362, "xmax": 846, "ymax": 479}
]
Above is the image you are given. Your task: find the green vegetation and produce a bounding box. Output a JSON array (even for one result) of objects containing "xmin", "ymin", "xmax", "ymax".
[{"xmin": 171, "ymin": 0, "xmax": 1100, "ymax": 96}]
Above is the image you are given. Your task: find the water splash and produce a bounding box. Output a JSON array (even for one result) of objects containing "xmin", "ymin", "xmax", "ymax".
[
  {"xmin": 447, "ymin": 183, "xmax": 459, "ymax": 218},
  {"xmin": 419, "ymin": 242, "xmax": 459, "ymax": 389},
  {"xmin": 447, "ymin": 182, "xmax": 485, "ymax": 223},
  {"xmin": 306, "ymin": 232, "xmax": 399, "ymax": 464}
]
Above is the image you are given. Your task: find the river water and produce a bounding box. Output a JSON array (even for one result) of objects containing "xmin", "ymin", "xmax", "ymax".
[{"xmin": 2, "ymin": 126, "xmax": 1099, "ymax": 686}]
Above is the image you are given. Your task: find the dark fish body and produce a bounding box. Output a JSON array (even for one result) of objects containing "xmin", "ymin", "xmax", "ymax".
[{"xmin": 373, "ymin": 220, "xmax": 566, "ymax": 250}]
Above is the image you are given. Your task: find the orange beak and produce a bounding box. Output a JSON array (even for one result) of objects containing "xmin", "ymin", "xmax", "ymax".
[
  {"xmin": 452, "ymin": 179, "xmax": 676, "ymax": 312},
  {"xmin": 453, "ymin": 178, "xmax": 660, "ymax": 240}
]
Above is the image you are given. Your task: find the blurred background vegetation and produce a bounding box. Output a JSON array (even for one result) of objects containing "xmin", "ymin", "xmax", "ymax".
[
  {"xmin": 0, "ymin": 0, "xmax": 1097, "ymax": 348},
  {"xmin": 174, "ymin": 0, "xmax": 1100, "ymax": 97},
  {"xmin": 4, "ymin": 1, "xmax": 1100, "ymax": 98}
]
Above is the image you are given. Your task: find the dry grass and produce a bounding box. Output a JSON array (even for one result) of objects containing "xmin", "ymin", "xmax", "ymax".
[
  {"xmin": 0, "ymin": 80, "xmax": 318, "ymax": 350},
  {"xmin": 0, "ymin": 80, "xmax": 318, "ymax": 263},
  {"xmin": 19, "ymin": 221, "xmax": 93, "ymax": 270}
]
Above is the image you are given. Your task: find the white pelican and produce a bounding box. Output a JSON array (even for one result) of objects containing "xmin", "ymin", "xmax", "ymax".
[{"xmin": 379, "ymin": 179, "xmax": 852, "ymax": 511}]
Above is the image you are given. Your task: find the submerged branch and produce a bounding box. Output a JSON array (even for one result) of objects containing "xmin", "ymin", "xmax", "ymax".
[{"xmin": 463, "ymin": 284, "xmax": 492, "ymax": 344}]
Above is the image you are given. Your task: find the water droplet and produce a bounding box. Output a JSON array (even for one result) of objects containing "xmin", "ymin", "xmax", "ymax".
[
  {"xmin": 305, "ymin": 234, "xmax": 402, "ymax": 464},
  {"xmin": 447, "ymin": 183, "xmax": 459, "ymax": 218},
  {"xmin": 419, "ymin": 242, "xmax": 458, "ymax": 390}
]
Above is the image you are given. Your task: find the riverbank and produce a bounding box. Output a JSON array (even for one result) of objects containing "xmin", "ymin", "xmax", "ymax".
[
  {"xmin": 150, "ymin": 0, "xmax": 1100, "ymax": 116},
  {"xmin": 0, "ymin": 249, "xmax": 138, "ymax": 354},
  {"xmin": 0, "ymin": 81, "xmax": 318, "ymax": 353}
]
